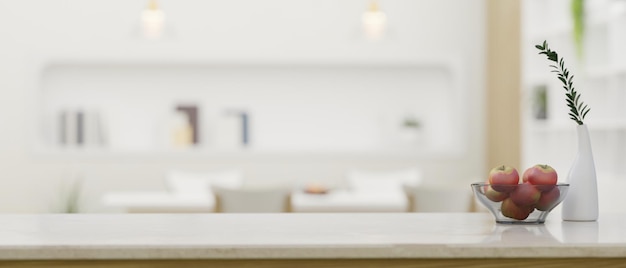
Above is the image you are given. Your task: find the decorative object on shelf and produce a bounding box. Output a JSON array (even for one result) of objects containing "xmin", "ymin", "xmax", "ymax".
[
  {"xmin": 170, "ymin": 110, "xmax": 193, "ymax": 148},
  {"xmin": 536, "ymin": 40, "xmax": 598, "ymax": 222},
  {"xmin": 176, "ymin": 105, "xmax": 200, "ymax": 145},
  {"xmin": 532, "ymin": 84, "xmax": 548, "ymax": 120},
  {"xmin": 402, "ymin": 115, "xmax": 421, "ymax": 129},
  {"xmin": 398, "ymin": 114, "xmax": 423, "ymax": 144},
  {"xmin": 222, "ymin": 109, "xmax": 250, "ymax": 147},
  {"xmin": 58, "ymin": 109, "xmax": 105, "ymax": 148},
  {"xmin": 362, "ymin": 0, "xmax": 387, "ymax": 40}
]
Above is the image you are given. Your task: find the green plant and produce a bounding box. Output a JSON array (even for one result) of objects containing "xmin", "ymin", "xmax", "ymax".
[
  {"xmin": 60, "ymin": 177, "xmax": 82, "ymax": 213},
  {"xmin": 571, "ymin": 0, "xmax": 585, "ymax": 58},
  {"xmin": 536, "ymin": 40, "xmax": 590, "ymax": 125},
  {"xmin": 402, "ymin": 116, "xmax": 421, "ymax": 128},
  {"xmin": 533, "ymin": 85, "xmax": 548, "ymax": 120},
  {"xmin": 65, "ymin": 179, "xmax": 82, "ymax": 213}
]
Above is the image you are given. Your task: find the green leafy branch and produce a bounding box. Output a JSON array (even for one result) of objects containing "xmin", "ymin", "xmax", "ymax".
[{"xmin": 535, "ymin": 40, "xmax": 590, "ymax": 125}]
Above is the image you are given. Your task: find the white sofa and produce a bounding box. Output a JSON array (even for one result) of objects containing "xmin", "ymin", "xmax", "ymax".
[
  {"xmin": 291, "ymin": 168, "xmax": 421, "ymax": 212},
  {"xmin": 101, "ymin": 170, "xmax": 242, "ymax": 213}
]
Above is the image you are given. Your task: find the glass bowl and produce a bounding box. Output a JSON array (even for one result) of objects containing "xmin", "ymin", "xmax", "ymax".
[{"xmin": 471, "ymin": 182, "xmax": 569, "ymax": 224}]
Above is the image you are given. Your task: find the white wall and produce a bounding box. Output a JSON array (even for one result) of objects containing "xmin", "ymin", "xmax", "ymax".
[{"xmin": 0, "ymin": 0, "xmax": 486, "ymax": 212}]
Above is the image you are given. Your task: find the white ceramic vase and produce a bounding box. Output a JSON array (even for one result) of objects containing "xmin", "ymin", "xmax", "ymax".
[{"xmin": 562, "ymin": 124, "xmax": 599, "ymax": 221}]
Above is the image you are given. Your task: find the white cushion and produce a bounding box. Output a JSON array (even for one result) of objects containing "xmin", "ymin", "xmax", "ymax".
[
  {"xmin": 165, "ymin": 170, "xmax": 243, "ymax": 196},
  {"xmin": 291, "ymin": 190, "xmax": 408, "ymax": 212},
  {"xmin": 347, "ymin": 168, "xmax": 422, "ymax": 193},
  {"xmin": 102, "ymin": 191, "xmax": 216, "ymax": 213}
]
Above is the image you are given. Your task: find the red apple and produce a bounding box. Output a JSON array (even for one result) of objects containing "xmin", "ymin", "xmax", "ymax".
[
  {"xmin": 484, "ymin": 185, "xmax": 509, "ymax": 202},
  {"xmin": 521, "ymin": 168, "xmax": 531, "ymax": 183},
  {"xmin": 536, "ymin": 187, "xmax": 561, "ymax": 211},
  {"xmin": 501, "ymin": 198, "xmax": 535, "ymax": 220},
  {"xmin": 510, "ymin": 182, "xmax": 541, "ymax": 207},
  {"xmin": 523, "ymin": 164, "xmax": 558, "ymax": 191},
  {"xmin": 488, "ymin": 165, "xmax": 519, "ymax": 192}
]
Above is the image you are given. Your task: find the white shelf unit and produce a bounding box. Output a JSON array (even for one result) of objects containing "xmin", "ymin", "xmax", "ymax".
[
  {"xmin": 522, "ymin": 0, "xmax": 626, "ymax": 181},
  {"xmin": 35, "ymin": 60, "xmax": 468, "ymax": 159}
]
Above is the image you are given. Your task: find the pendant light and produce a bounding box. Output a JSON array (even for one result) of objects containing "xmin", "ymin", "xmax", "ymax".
[
  {"xmin": 142, "ymin": 0, "xmax": 165, "ymax": 39},
  {"xmin": 362, "ymin": 0, "xmax": 387, "ymax": 40}
]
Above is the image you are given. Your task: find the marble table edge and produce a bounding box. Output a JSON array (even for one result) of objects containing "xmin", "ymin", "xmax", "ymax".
[{"xmin": 0, "ymin": 245, "xmax": 625, "ymax": 260}]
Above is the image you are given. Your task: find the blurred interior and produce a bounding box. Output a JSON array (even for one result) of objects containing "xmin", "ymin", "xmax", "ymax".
[{"xmin": 0, "ymin": 0, "xmax": 624, "ymax": 213}]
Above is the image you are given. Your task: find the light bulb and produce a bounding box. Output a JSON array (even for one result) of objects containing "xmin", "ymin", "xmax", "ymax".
[
  {"xmin": 142, "ymin": 0, "xmax": 165, "ymax": 39},
  {"xmin": 362, "ymin": 1, "xmax": 387, "ymax": 40}
]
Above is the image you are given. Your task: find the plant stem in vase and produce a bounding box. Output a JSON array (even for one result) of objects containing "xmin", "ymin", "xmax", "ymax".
[
  {"xmin": 564, "ymin": 124, "xmax": 598, "ymax": 221},
  {"xmin": 536, "ymin": 41, "xmax": 598, "ymax": 221}
]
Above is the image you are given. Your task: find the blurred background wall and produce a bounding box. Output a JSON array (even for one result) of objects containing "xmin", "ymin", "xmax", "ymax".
[{"xmin": 0, "ymin": 0, "xmax": 488, "ymax": 212}]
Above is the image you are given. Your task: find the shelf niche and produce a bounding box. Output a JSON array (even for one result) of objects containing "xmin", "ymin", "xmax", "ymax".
[{"xmin": 37, "ymin": 62, "xmax": 466, "ymax": 157}]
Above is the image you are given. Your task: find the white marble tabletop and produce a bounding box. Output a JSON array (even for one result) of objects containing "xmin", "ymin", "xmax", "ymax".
[{"xmin": 0, "ymin": 213, "xmax": 624, "ymax": 260}]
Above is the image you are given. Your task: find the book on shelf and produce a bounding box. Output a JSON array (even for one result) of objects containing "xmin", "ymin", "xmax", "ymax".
[
  {"xmin": 57, "ymin": 109, "xmax": 105, "ymax": 147},
  {"xmin": 175, "ymin": 105, "xmax": 199, "ymax": 145}
]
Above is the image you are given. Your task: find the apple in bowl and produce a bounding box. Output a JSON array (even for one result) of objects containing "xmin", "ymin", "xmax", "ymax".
[
  {"xmin": 472, "ymin": 182, "xmax": 569, "ymax": 224},
  {"xmin": 522, "ymin": 164, "xmax": 558, "ymax": 192},
  {"xmin": 488, "ymin": 165, "xmax": 519, "ymax": 193},
  {"xmin": 484, "ymin": 185, "xmax": 509, "ymax": 202},
  {"xmin": 471, "ymin": 164, "xmax": 569, "ymax": 224},
  {"xmin": 510, "ymin": 182, "xmax": 541, "ymax": 207},
  {"xmin": 536, "ymin": 187, "xmax": 561, "ymax": 211},
  {"xmin": 501, "ymin": 198, "xmax": 535, "ymax": 220}
]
